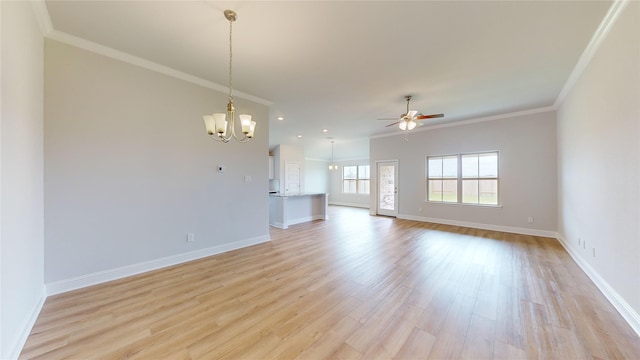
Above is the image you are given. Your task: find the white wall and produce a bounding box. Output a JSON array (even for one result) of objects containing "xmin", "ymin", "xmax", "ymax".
[
  {"xmin": 44, "ymin": 40, "xmax": 270, "ymax": 285},
  {"xmin": 370, "ymin": 111, "xmax": 557, "ymax": 235},
  {"xmin": 557, "ymin": 1, "xmax": 639, "ymax": 328},
  {"xmin": 328, "ymin": 159, "xmax": 371, "ymax": 208},
  {"xmin": 1, "ymin": 2, "xmax": 46, "ymax": 358},
  {"xmin": 304, "ymin": 159, "xmax": 329, "ymax": 194}
]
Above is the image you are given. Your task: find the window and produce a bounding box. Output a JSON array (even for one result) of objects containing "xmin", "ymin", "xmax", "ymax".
[
  {"xmin": 427, "ymin": 155, "xmax": 458, "ymax": 202},
  {"xmin": 343, "ymin": 165, "xmax": 370, "ymax": 194},
  {"xmin": 462, "ymin": 153, "xmax": 498, "ymax": 205},
  {"xmin": 427, "ymin": 152, "xmax": 498, "ymax": 205}
]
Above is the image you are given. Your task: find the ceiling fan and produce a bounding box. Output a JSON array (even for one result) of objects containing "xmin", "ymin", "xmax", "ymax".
[{"xmin": 379, "ymin": 95, "xmax": 444, "ymax": 131}]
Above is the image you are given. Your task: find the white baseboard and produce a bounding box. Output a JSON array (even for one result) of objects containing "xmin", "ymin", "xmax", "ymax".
[
  {"xmin": 329, "ymin": 201, "xmax": 369, "ymax": 209},
  {"xmin": 556, "ymin": 234, "xmax": 640, "ymax": 337},
  {"xmin": 6, "ymin": 286, "xmax": 46, "ymax": 360},
  {"xmin": 288, "ymin": 215, "xmax": 325, "ymax": 226},
  {"xmin": 397, "ymin": 214, "xmax": 558, "ymax": 238},
  {"xmin": 271, "ymin": 215, "xmax": 326, "ymax": 229},
  {"xmin": 269, "ymin": 221, "xmax": 286, "ymax": 229},
  {"xmin": 46, "ymin": 235, "xmax": 271, "ymax": 296}
]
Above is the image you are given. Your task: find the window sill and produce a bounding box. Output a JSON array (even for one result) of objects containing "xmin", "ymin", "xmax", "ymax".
[{"xmin": 425, "ymin": 201, "xmax": 503, "ymax": 209}]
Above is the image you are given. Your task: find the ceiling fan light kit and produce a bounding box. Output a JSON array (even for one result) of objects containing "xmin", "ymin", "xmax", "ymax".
[
  {"xmin": 379, "ymin": 95, "xmax": 444, "ymax": 132},
  {"xmin": 203, "ymin": 9, "xmax": 256, "ymax": 143},
  {"xmin": 399, "ymin": 119, "xmax": 417, "ymax": 131}
]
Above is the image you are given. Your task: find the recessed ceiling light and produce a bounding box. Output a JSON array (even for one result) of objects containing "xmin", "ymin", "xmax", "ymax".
[
  {"xmin": 277, "ymin": 117, "xmax": 284, "ymax": 121},
  {"xmin": 322, "ymin": 129, "xmax": 328, "ymax": 133},
  {"xmin": 297, "ymin": 134, "xmax": 303, "ymax": 138}
]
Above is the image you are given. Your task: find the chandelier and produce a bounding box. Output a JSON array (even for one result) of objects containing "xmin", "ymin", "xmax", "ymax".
[
  {"xmin": 203, "ymin": 10, "xmax": 255, "ymax": 143},
  {"xmin": 328, "ymin": 140, "xmax": 337, "ymax": 170}
]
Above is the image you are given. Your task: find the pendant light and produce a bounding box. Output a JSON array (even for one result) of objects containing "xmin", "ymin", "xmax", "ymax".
[
  {"xmin": 203, "ymin": 9, "xmax": 256, "ymax": 143},
  {"xmin": 328, "ymin": 140, "xmax": 337, "ymax": 170}
]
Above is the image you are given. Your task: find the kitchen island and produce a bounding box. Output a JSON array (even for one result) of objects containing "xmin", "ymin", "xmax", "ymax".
[{"xmin": 269, "ymin": 193, "xmax": 328, "ymax": 229}]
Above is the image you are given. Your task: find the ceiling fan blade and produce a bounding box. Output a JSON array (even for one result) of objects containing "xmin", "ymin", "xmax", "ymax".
[
  {"xmin": 385, "ymin": 121, "xmax": 401, "ymax": 127},
  {"xmin": 406, "ymin": 110, "xmax": 418, "ymax": 119},
  {"xmin": 416, "ymin": 113, "xmax": 444, "ymax": 120}
]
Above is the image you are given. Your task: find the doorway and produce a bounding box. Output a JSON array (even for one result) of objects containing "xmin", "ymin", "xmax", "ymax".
[{"xmin": 377, "ymin": 161, "xmax": 398, "ymax": 217}]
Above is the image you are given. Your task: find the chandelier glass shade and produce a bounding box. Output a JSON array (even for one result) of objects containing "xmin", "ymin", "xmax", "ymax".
[{"xmin": 203, "ymin": 9, "xmax": 255, "ymax": 143}]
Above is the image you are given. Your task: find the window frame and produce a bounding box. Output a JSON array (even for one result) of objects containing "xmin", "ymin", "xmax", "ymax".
[
  {"xmin": 426, "ymin": 151, "xmax": 499, "ymax": 206},
  {"xmin": 426, "ymin": 155, "xmax": 459, "ymax": 203},
  {"xmin": 342, "ymin": 164, "xmax": 370, "ymax": 195}
]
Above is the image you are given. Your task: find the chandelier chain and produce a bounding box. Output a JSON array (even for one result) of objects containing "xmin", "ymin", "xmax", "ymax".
[{"xmin": 228, "ymin": 18, "xmax": 233, "ymax": 103}]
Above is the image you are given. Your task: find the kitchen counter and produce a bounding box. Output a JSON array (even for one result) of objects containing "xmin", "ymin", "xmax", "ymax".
[{"xmin": 268, "ymin": 193, "xmax": 328, "ymax": 229}]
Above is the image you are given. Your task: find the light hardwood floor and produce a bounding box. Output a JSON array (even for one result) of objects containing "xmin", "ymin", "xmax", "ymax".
[{"xmin": 21, "ymin": 206, "xmax": 640, "ymax": 359}]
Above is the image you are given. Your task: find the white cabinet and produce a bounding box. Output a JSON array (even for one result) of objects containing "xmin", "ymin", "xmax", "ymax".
[{"xmin": 268, "ymin": 156, "xmax": 274, "ymax": 180}]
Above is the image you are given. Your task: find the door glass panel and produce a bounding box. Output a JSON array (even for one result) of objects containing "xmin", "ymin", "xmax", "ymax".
[{"xmin": 379, "ymin": 165, "xmax": 395, "ymax": 211}]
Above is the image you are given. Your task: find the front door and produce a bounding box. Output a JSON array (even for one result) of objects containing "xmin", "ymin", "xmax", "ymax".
[{"xmin": 377, "ymin": 161, "xmax": 398, "ymax": 217}]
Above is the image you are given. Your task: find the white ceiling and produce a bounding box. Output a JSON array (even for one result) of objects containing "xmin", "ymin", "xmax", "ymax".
[{"xmin": 44, "ymin": 0, "xmax": 612, "ymax": 161}]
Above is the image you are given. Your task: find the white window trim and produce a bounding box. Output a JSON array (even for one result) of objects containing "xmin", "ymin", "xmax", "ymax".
[
  {"xmin": 426, "ymin": 151, "xmax": 500, "ymax": 207},
  {"xmin": 342, "ymin": 165, "xmax": 370, "ymax": 195}
]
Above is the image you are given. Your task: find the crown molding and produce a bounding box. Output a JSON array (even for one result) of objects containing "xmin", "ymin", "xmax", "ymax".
[
  {"xmin": 29, "ymin": 0, "xmax": 272, "ymax": 106},
  {"xmin": 30, "ymin": 0, "xmax": 53, "ymax": 35},
  {"xmin": 371, "ymin": 0, "xmax": 629, "ymax": 141},
  {"xmin": 46, "ymin": 30, "xmax": 272, "ymax": 106},
  {"xmin": 554, "ymin": 0, "xmax": 630, "ymax": 107},
  {"xmin": 369, "ymin": 106, "xmax": 555, "ymax": 140}
]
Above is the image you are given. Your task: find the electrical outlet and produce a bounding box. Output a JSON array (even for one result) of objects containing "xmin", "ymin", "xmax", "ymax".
[
  {"xmin": 187, "ymin": 233, "xmax": 194, "ymax": 242},
  {"xmin": 244, "ymin": 175, "xmax": 252, "ymax": 183},
  {"xmin": 527, "ymin": 216, "xmax": 534, "ymax": 223}
]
